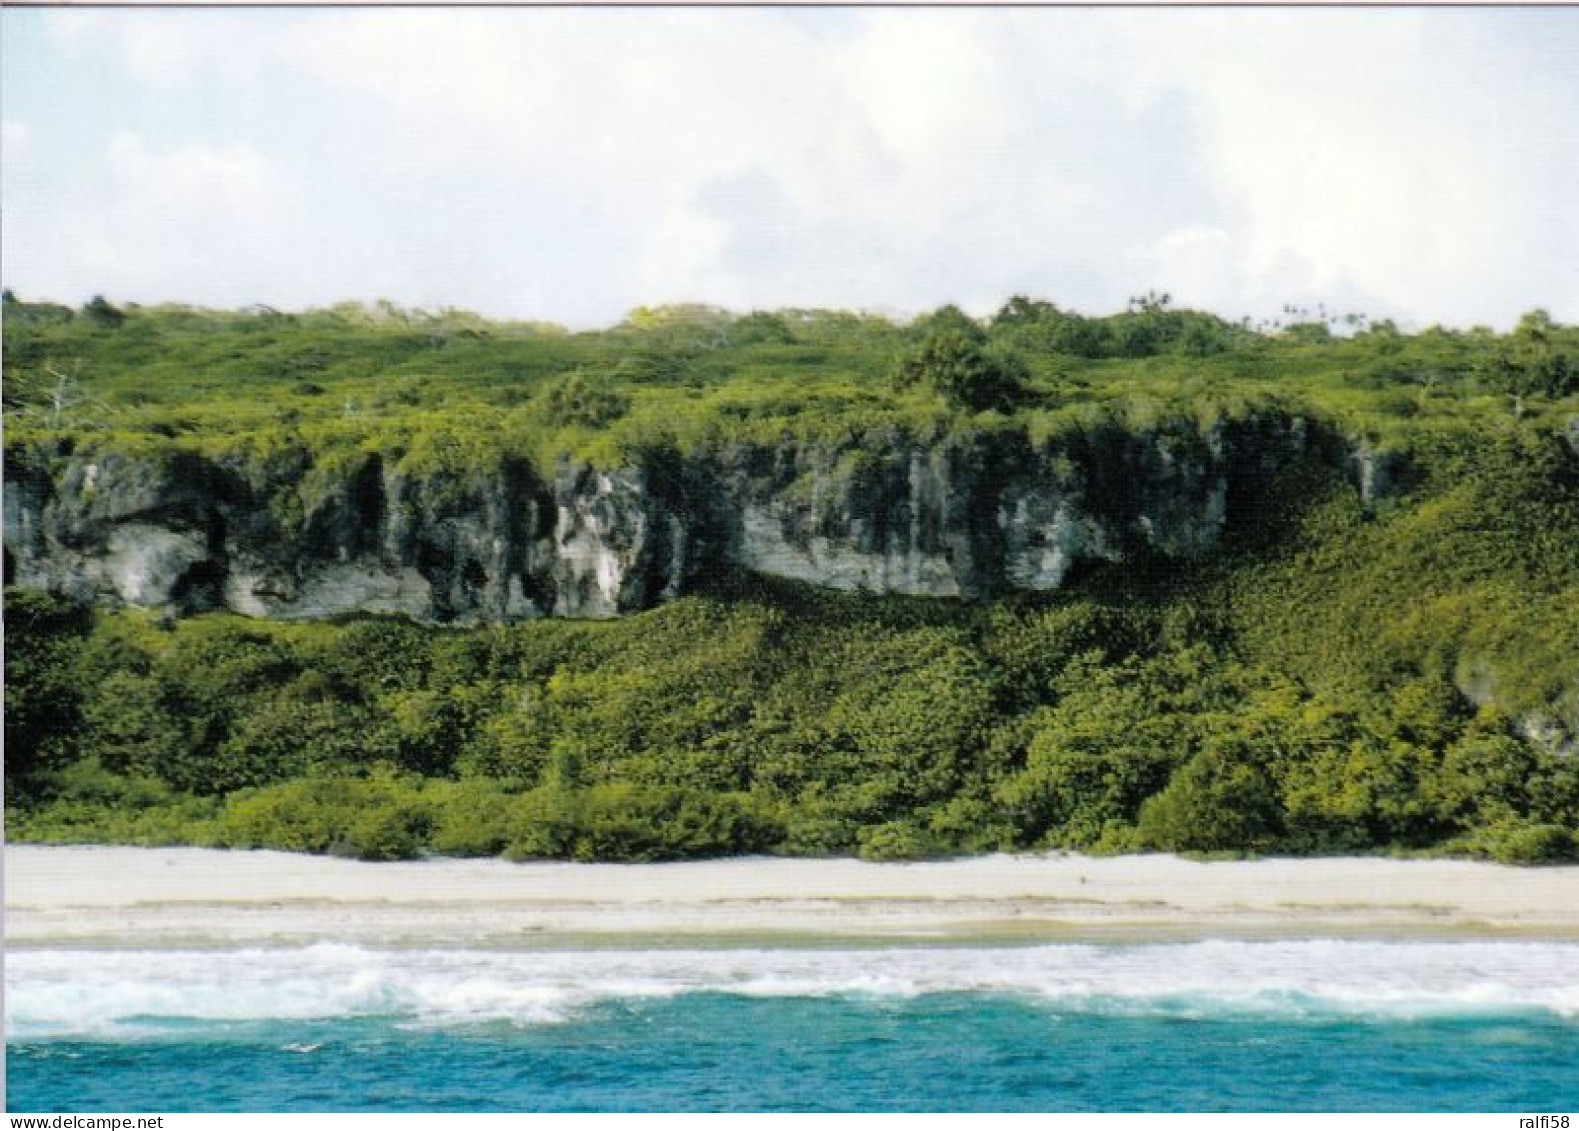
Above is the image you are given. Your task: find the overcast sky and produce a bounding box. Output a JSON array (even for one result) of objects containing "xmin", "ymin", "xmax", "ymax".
[{"xmin": 3, "ymin": 8, "xmax": 1576, "ymax": 330}]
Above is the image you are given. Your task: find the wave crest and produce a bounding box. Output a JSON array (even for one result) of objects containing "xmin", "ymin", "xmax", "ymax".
[{"xmin": 8, "ymin": 940, "xmax": 1578, "ymax": 1038}]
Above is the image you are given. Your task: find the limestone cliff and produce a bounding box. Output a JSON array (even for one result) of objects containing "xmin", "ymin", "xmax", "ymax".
[{"xmin": 3, "ymin": 410, "xmax": 1330, "ymax": 622}]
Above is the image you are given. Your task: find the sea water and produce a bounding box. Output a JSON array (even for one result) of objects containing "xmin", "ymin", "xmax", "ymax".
[{"xmin": 7, "ymin": 940, "xmax": 1578, "ymax": 1111}]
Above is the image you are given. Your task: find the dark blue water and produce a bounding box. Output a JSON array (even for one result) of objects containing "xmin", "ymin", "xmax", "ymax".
[{"xmin": 9, "ymin": 941, "xmax": 1578, "ymax": 1112}]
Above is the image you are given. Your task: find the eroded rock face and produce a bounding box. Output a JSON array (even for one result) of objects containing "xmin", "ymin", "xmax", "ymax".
[
  {"xmin": 997, "ymin": 487, "xmax": 1114, "ymax": 591},
  {"xmin": 3, "ymin": 410, "xmax": 1324, "ymax": 620},
  {"xmin": 726, "ymin": 443, "xmax": 984, "ymax": 597},
  {"xmin": 1347, "ymin": 437, "xmax": 1409, "ymax": 510},
  {"xmin": 101, "ymin": 524, "xmax": 211, "ymax": 606},
  {"xmin": 552, "ymin": 466, "xmax": 662, "ymax": 618},
  {"xmin": 222, "ymin": 561, "xmax": 434, "ymax": 622}
]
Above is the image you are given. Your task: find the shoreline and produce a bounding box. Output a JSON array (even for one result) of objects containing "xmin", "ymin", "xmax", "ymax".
[{"xmin": 7, "ymin": 845, "xmax": 1579, "ymax": 948}]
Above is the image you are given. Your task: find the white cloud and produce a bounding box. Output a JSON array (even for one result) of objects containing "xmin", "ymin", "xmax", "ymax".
[
  {"xmin": 42, "ymin": 10, "xmax": 289, "ymax": 89},
  {"xmin": 5, "ymin": 9, "xmax": 1576, "ymax": 327},
  {"xmin": 2, "ymin": 120, "xmax": 32, "ymax": 164},
  {"xmin": 4, "ymin": 131, "xmax": 304, "ymax": 309},
  {"xmin": 1149, "ymin": 226, "xmax": 1237, "ymax": 314},
  {"xmin": 1124, "ymin": 10, "xmax": 1579, "ymax": 326},
  {"xmin": 106, "ymin": 132, "xmax": 279, "ymax": 218}
]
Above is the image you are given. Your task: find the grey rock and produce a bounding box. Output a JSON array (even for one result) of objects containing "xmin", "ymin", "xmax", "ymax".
[{"xmin": 3, "ymin": 408, "xmax": 1325, "ymax": 620}]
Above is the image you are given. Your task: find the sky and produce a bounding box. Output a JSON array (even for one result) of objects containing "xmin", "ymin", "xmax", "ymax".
[{"xmin": 3, "ymin": 8, "xmax": 1576, "ymax": 330}]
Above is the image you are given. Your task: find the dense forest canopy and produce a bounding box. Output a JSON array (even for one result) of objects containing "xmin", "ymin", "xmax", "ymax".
[{"xmin": 4, "ymin": 291, "xmax": 1577, "ymax": 862}]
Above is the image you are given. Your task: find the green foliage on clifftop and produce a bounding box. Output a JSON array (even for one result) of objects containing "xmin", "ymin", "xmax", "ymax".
[
  {"xmin": 5, "ymin": 291, "xmax": 1577, "ymax": 474},
  {"xmin": 5, "ymin": 292, "xmax": 1578, "ymax": 861}
]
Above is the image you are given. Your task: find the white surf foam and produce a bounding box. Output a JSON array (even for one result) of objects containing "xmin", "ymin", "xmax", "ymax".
[{"xmin": 7, "ymin": 940, "xmax": 1578, "ymax": 1038}]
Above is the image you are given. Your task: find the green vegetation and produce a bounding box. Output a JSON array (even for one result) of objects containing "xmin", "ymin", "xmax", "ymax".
[
  {"xmin": 4, "ymin": 291, "xmax": 1577, "ymax": 862},
  {"xmin": 6, "ymin": 290, "xmax": 1577, "ymax": 472},
  {"xmin": 894, "ymin": 304, "xmax": 1029, "ymax": 411}
]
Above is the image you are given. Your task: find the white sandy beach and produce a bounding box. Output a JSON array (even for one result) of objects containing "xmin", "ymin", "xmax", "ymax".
[{"xmin": 6, "ymin": 845, "xmax": 1579, "ymax": 947}]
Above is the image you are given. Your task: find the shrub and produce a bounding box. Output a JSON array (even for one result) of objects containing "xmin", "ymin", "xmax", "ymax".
[
  {"xmin": 428, "ymin": 779, "xmax": 525, "ymax": 856},
  {"xmin": 541, "ymin": 371, "xmax": 630, "ymax": 427},
  {"xmin": 506, "ymin": 783, "xmax": 779, "ymax": 861},
  {"xmin": 857, "ymin": 820, "xmax": 937, "ymax": 861},
  {"xmin": 1471, "ymin": 821, "xmax": 1576, "ymax": 865},
  {"xmin": 1138, "ymin": 740, "xmax": 1283, "ymax": 853},
  {"xmin": 214, "ymin": 773, "xmax": 433, "ymax": 860}
]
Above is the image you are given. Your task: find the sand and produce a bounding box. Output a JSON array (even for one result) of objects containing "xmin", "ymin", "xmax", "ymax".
[{"xmin": 6, "ymin": 845, "xmax": 1579, "ymax": 947}]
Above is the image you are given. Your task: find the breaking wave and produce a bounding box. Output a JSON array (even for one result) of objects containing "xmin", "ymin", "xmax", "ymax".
[{"xmin": 9, "ymin": 939, "xmax": 1578, "ymax": 1039}]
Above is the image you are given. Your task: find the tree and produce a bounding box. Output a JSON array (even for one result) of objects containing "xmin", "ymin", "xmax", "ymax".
[
  {"xmin": 38, "ymin": 362, "xmax": 93, "ymax": 427},
  {"xmin": 541, "ymin": 371, "xmax": 630, "ymax": 428},
  {"xmin": 992, "ymin": 295, "xmax": 1113, "ymax": 357},
  {"xmin": 2, "ymin": 591, "xmax": 94, "ymax": 792},
  {"xmin": 895, "ymin": 305, "xmax": 1027, "ymax": 412},
  {"xmin": 993, "ymin": 295, "xmax": 1061, "ymax": 327},
  {"xmin": 1485, "ymin": 310, "xmax": 1577, "ymax": 407},
  {"xmin": 4, "ymin": 359, "xmax": 112, "ymax": 428},
  {"xmin": 82, "ymin": 294, "xmax": 126, "ymax": 329},
  {"xmin": 1282, "ymin": 321, "xmax": 1333, "ymax": 345},
  {"xmin": 730, "ymin": 310, "xmax": 796, "ymax": 345}
]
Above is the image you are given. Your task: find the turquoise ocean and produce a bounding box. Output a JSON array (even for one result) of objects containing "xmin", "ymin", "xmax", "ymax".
[{"xmin": 8, "ymin": 940, "xmax": 1578, "ymax": 1111}]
